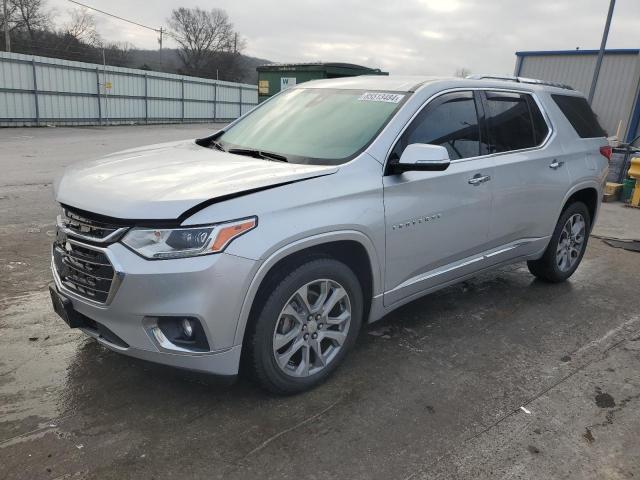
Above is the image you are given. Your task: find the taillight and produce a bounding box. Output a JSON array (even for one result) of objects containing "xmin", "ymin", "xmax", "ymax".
[{"xmin": 599, "ymin": 145, "xmax": 612, "ymax": 162}]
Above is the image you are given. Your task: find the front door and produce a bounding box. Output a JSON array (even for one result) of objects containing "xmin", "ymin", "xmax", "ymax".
[{"xmin": 383, "ymin": 91, "xmax": 494, "ymax": 307}]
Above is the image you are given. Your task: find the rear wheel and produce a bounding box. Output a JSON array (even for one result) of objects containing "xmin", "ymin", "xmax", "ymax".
[
  {"xmin": 527, "ymin": 201, "xmax": 591, "ymax": 283},
  {"xmin": 248, "ymin": 258, "xmax": 363, "ymax": 395}
]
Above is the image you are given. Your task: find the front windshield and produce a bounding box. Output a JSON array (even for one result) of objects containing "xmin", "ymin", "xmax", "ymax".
[{"xmin": 217, "ymin": 88, "xmax": 408, "ymax": 165}]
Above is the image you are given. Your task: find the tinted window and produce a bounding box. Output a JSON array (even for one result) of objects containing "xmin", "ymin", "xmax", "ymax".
[
  {"xmin": 551, "ymin": 94, "xmax": 607, "ymax": 138},
  {"xmin": 390, "ymin": 91, "xmax": 483, "ymax": 161},
  {"xmin": 484, "ymin": 92, "xmax": 542, "ymax": 153},
  {"xmin": 527, "ymin": 96, "xmax": 550, "ymax": 145}
]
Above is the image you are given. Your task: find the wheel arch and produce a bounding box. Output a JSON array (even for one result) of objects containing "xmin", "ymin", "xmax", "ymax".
[
  {"xmin": 560, "ymin": 183, "xmax": 600, "ymax": 229},
  {"xmin": 233, "ymin": 231, "xmax": 382, "ymax": 347}
]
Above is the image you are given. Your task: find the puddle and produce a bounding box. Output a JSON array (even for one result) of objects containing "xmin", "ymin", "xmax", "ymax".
[
  {"xmin": 595, "ymin": 388, "xmax": 616, "ymax": 408},
  {"xmin": 0, "ymin": 292, "xmax": 84, "ymax": 438}
]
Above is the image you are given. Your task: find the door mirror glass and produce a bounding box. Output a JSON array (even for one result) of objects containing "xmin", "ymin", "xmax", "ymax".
[{"xmin": 391, "ymin": 143, "xmax": 451, "ymax": 173}]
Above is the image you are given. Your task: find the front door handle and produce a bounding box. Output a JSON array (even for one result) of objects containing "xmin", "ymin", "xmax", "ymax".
[
  {"xmin": 468, "ymin": 174, "xmax": 491, "ymax": 186},
  {"xmin": 549, "ymin": 160, "xmax": 565, "ymax": 170}
]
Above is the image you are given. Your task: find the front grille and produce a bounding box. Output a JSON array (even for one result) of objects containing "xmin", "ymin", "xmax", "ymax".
[
  {"xmin": 53, "ymin": 207, "xmax": 126, "ymax": 304},
  {"xmin": 59, "ymin": 207, "xmax": 127, "ymax": 243},
  {"xmin": 53, "ymin": 241, "xmax": 115, "ymax": 303}
]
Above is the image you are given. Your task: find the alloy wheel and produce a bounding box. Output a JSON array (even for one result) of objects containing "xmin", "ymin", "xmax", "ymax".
[
  {"xmin": 272, "ymin": 279, "xmax": 351, "ymax": 377},
  {"xmin": 556, "ymin": 213, "xmax": 586, "ymax": 272}
]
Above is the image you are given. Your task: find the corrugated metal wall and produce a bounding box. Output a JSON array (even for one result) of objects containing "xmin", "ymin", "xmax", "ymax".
[
  {"xmin": 516, "ymin": 51, "xmax": 640, "ymax": 139},
  {"xmin": 0, "ymin": 51, "xmax": 258, "ymax": 127}
]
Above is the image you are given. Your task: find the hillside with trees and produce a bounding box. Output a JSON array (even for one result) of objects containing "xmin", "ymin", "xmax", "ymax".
[{"xmin": 0, "ymin": 0, "xmax": 270, "ymax": 83}]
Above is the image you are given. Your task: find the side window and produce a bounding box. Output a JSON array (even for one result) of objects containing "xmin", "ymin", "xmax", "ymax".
[
  {"xmin": 551, "ymin": 94, "xmax": 607, "ymax": 138},
  {"xmin": 484, "ymin": 91, "xmax": 544, "ymax": 153},
  {"xmin": 527, "ymin": 96, "xmax": 550, "ymax": 145},
  {"xmin": 390, "ymin": 91, "xmax": 483, "ymax": 161}
]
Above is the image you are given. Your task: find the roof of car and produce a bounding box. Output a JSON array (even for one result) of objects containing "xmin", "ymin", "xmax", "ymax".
[
  {"xmin": 296, "ymin": 75, "xmax": 579, "ymax": 95},
  {"xmin": 299, "ymin": 75, "xmax": 446, "ymax": 92},
  {"xmin": 257, "ymin": 62, "xmax": 387, "ymax": 74}
]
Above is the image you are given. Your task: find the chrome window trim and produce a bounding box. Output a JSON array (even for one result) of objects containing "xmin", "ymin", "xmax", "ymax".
[
  {"xmin": 51, "ymin": 238, "xmax": 125, "ymax": 307},
  {"xmin": 384, "ymin": 87, "xmax": 556, "ymax": 170}
]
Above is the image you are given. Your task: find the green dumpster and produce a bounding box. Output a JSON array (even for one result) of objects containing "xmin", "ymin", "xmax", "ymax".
[{"xmin": 257, "ymin": 62, "xmax": 388, "ymax": 103}]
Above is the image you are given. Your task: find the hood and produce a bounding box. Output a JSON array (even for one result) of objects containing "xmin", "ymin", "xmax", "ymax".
[{"xmin": 55, "ymin": 140, "xmax": 338, "ymax": 220}]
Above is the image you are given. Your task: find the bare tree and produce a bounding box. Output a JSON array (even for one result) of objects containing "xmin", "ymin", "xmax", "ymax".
[
  {"xmin": 11, "ymin": 0, "xmax": 51, "ymax": 39},
  {"xmin": 105, "ymin": 41, "xmax": 134, "ymax": 66},
  {"xmin": 234, "ymin": 34, "xmax": 247, "ymax": 54},
  {"xmin": 1, "ymin": 1, "xmax": 18, "ymax": 33},
  {"xmin": 168, "ymin": 7, "xmax": 237, "ymax": 74},
  {"xmin": 454, "ymin": 67, "xmax": 471, "ymax": 78},
  {"xmin": 63, "ymin": 8, "xmax": 99, "ymax": 46}
]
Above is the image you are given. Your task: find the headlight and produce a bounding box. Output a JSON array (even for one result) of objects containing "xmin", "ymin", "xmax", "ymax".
[{"xmin": 122, "ymin": 217, "xmax": 257, "ymax": 259}]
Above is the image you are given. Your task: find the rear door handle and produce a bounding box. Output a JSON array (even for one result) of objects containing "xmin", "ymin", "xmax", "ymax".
[
  {"xmin": 549, "ymin": 160, "xmax": 565, "ymax": 169},
  {"xmin": 468, "ymin": 174, "xmax": 491, "ymax": 186}
]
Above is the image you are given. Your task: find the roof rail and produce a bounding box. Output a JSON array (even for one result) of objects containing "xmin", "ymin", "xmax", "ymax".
[{"xmin": 465, "ymin": 74, "xmax": 574, "ymax": 91}]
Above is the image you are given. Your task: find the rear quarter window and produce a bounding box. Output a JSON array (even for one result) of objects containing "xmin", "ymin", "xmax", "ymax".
[{"xmin": 551, "ymin": 94, "xmax": 607, "ymax": 138}]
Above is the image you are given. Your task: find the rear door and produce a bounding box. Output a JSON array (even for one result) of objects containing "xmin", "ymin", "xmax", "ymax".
[
  {"xmin": 481, "ymin": 90, "xmax": 569, "ymax": 256},
  {"xmin": 383, "ymin": 90, "xmax": 494, "ymax": 306}
]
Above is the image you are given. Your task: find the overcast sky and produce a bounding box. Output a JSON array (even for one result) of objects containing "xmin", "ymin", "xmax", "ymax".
[{"xmin": 48, "ymin": 0, "xmax": 640, "ymax": 75}]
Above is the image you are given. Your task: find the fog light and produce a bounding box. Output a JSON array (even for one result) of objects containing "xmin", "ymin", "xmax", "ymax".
[
  {"xmin": 153, "ymin": 316, "xmax": 210, "ymax": 352},
  {"xmin": 180, "ymin": 318, "xmax": 194, "ymax": 339}
]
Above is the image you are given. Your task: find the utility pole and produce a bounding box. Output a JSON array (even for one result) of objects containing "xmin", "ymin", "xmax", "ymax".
[
  {"xmin": 234, "ymin": 32, "xmax": 237, "ymax": 53},
  {"xmin": 3, "ymin": 0, "xmax": 10, "ymax": 52},
  {"xmin": 588, "ymin": 0, "xmax": 616, "ymax": 105},
  {"xmin": 158, "ymin": 26, "xmax": 163, "ymax": 69}
]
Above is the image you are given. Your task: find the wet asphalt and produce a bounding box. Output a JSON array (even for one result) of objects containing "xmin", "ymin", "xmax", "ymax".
[{"xmin": 1, "ymin": 125, "xmax": 640, "ymax": 479}]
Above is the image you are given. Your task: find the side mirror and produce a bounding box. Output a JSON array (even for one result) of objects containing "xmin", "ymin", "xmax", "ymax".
[{"xmin": 390, "ymin": 144, "xmax": 451, "ymax": 174}]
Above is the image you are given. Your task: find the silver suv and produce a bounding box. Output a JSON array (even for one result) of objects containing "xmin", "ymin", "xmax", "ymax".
[{"xmin": 50, "ymin": 75, "xmax": 609, "ymax": 394}]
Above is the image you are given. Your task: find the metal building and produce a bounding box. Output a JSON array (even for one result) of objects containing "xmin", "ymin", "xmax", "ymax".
[
  {"xmin": 256, "ymin": 62, "xmax": 388, "ymax": 102},
  {"xmin": 515, "ymin": 49, "xmax": 640, "ymax": 142}
]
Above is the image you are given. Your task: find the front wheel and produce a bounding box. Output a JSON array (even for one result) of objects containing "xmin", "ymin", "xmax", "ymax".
[
  {"xmin": 247, "ymin": 258, "xmax": 363, "ymax": 395},
  {"xmin": 527, "ymin": 201, "xmax": 591, "ymax": 283}
]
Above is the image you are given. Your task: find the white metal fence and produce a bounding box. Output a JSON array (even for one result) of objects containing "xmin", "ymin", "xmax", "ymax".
[{"xmin": 0, "ymin": 51, "xmax": 258, "ymax": 127}]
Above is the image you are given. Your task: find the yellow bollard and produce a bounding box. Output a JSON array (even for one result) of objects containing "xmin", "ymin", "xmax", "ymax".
[{"xmin": 629, "ymin": 157, "xmax": 640, "ymax": 207}]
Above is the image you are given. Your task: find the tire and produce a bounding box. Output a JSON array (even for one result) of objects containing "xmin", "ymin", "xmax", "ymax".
[
  {"xmin": 527, "ymin": 201, "xmax": 591, "ymax": 283},
  {"xmin": 247, "ymin": 257, "xmax": 363, "ymax": 395}
]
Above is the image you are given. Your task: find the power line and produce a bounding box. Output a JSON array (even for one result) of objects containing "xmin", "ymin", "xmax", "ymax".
[
  {"xmin": 65, "ymin": 0, "xmax": 168, "ymax": 67},
  {"xmin": 66, "ymin": 0, "xmax": 160, "ymax": 32}
]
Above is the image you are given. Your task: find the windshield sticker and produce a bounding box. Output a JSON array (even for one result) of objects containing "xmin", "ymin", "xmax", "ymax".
[{"xmin": 358, "ymin": 92, "xmax": 405, "ymax": 104}]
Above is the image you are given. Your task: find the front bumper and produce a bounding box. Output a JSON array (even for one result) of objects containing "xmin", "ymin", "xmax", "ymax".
[{"xmin": 51, "ymin": 241, "xmax": 257, "ymax": 376}]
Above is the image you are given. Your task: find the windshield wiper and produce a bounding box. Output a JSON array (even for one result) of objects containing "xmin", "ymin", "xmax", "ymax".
[
  {"xmin": 228, "ymin": 148, "xmax": 288, "ymax": 163},
  {"xmin": 211, "ymin": 140, "xmax": 226, "ymax": 152}
]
